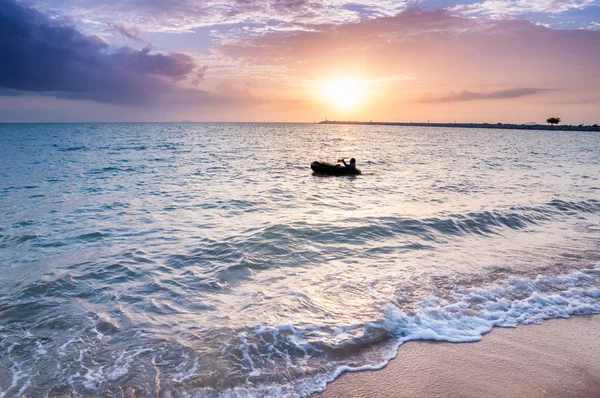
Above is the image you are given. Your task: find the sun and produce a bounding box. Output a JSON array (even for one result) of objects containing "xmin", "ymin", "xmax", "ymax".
[{"xmin": 319, "ymin": 77, "xmax": 365, "ymax": 112}]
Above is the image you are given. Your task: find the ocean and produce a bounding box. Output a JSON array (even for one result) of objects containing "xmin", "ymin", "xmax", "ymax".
[{"xmin": 1, "ymin": 123, "xmax": 599, "ymax": 397}]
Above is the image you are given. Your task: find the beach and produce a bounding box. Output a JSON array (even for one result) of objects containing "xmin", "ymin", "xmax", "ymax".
[{"xmin": 317, "ymin": 315, "xmax": 600, "ymax": 398}]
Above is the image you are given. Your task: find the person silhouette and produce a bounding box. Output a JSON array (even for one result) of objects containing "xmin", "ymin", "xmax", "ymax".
[{"xmin": 339, "ymin": 158, "xmax": 356, "ymax": 170}]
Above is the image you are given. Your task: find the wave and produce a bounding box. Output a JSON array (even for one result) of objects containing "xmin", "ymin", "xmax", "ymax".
[
  {"xmin": 254, "ymin": 199, "xmax": 600, "ymax": 244},
  {"xmin": 162, "ymin": 199, "xmax": 600, "ymax": 282},
  {"xmin": 5, "ymin": 265, "xmax": 598, "ymax": 397},
  {"xmin": 1, "ymin": 199, "xmax": 599, "ymax": 396},
  {"xmin": 3, "ymin": 199, "xmax": 597, "ymax": 263},
  {"xmin": 207, "ymin": 265, "xmax": 600, "ymax": 397}
]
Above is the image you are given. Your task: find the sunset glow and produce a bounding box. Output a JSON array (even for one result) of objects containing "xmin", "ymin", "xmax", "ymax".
[
  {"xmin": 319, "ymin": 77, "xmax": 367, "ymax": 112},
  {"xmin": 0, "ymin": 0, "xmax": 599, "ymax": 123}
]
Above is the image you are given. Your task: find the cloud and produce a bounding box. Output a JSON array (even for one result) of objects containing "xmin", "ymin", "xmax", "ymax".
[
  {"xmin": 104, "ymin": 22, "xmax": 144, "ymax": 42},
  {"xmin": 3, "ymin": 3, "xmax": 600, "ymax": 122},
  {"xmin": 0, "ymin": 0, "xmax": 205, "ymax": 104},
  {"xmin": 419, "ymin": 88, "xmax": 549, "ymax": 102},
  {"xmin": 452, "ymin": 0, "xmax": 596, "ymax": 18},
  {"xmin": 215, "ymin": 9, "xmax": 600, "ymax": 86},
  {"xmin": 191, "ymin": 66, "xmax": 209, "ymax": 86},
  {"xmin": 21, "ymin": 0, "xmax": 600, "ymax": 35},
  {"xmin": 23, "ymin": 0, "xmax": 408, "ymax": 33},
  {"xmin": 205, "ymin": 7, "xmax": 600, "ymax": 124},
  {"xmin": 110, "ymin": 45, "xmax": 196, "ymax": 78}
]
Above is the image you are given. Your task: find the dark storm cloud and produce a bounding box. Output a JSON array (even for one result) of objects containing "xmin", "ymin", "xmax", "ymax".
[
  {"xmin": 0, "ymin": 0, "xmax": 202, "ymax": 104},
  {"xmin": 420, "ymin": 88, "xmax": 550, "ymax": 103},
  {"xmin": 110, "ymin": 45, "xmax": 195, "ymax": 78}
]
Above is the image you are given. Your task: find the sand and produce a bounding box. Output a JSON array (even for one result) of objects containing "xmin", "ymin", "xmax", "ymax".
[{"xmin": 315, "ymin": 315, "xmax": 600, "ymax": 398}]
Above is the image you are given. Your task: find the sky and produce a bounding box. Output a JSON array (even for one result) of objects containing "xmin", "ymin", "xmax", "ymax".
[{"xmin": 1, "ymin": 0, "xmax": 599, "ymax": 123}]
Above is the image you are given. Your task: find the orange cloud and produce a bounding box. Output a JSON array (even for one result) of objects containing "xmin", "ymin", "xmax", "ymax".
[{"xmin": 207, "ymin": 9, "xmax": 600, "ymax": 123}]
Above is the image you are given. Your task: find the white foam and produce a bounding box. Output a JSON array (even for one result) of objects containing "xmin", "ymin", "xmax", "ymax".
[
  {"xmin": 34, "ymin": 340, "xmax": 47, "ymax": 356},
  {"xmin": 209, "ymin": 266, "xmax": 600, "ymax": 398},
  {"xmin": 57, "ymin": 338, "xmax": 77, "ymax": 356},
  {"xmin": 90, "ymin": 327, "xmax": 104, "ymax": 342},
  {"xmin": 0, "ymin": 344, "xmax": 27, "ymax": 398},
  {"xmin": 107, "ymin": 347, "xmax": 152, "ymax": 381},
  {"xmin": 106, "ymin": 366, "xmax": 129, "ymax": 381},
  {"xmin": 248, "ymin": 369, "xmax": 261, "ymax": 378},
  {"xmin": 133, "ymin": 330, "xmax": 149, "ymax": 338},
  {"xmin": 66, "ymin": 371, "xmax": 81, "ymax": 396},
  {"xmin": 3, "ymin": 266, "xmax": 598, "ymax": 398},
  {"xmin": 82, "ymin": 365, "xmax": 103, "ymax": 390},
  {"xmin": 381, "ymin": 268, "xmax": 600, "ymax": 344},
  {"xmin": 173, "ymin": 357, "xmax": 199, "ymax": 383},
  {"xmin": 16, "ymin": 373, "xmax": 35, "ymax": 398},
  {"xmin": 153, "ymin": 356, "xmax": 161, "ymax": 397}
]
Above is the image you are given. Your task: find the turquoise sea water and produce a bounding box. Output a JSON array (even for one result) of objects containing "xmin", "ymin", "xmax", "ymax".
[{"xmin": 1, "ymin": 123, "xmax": 599, "ymax": 397}]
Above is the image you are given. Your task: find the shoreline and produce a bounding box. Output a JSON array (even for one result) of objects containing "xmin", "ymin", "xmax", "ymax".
[
  {"xmin": 318, "ymin": 120, "xmax": 600, "ymax": 132},
  {"xmin": 314, "ymin": 315, "xmax": 600, "ymax": 398}
]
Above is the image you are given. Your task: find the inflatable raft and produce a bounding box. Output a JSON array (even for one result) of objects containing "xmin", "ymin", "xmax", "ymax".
[{"xmin": 310, "ymin": 161, "xmax": 362, "ymax": 175}]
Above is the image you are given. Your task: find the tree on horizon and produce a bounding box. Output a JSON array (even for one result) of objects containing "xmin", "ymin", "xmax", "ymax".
[{"xmin": 547, "ymin": 117, "xmax": 561, "ymax": 126}]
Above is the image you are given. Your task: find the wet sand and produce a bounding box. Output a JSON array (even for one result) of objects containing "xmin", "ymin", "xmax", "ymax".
[{"xmin": 316, "ymin": 315, "xmax": 600, "ymax": 398}]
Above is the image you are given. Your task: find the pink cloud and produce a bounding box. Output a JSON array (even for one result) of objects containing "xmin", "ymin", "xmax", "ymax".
[{"xmin": 216, "ymin": 9, "xmax": 600, "ymax": 95}]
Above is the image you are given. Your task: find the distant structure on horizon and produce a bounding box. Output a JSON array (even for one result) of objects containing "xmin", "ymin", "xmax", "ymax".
[{"xmin": 317, "ymin": 120, "xmax": 600, "ymax": 132}]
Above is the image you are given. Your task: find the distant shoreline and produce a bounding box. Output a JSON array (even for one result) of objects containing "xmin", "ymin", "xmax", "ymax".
[{"xmin": 318, "ymin": 120, "xmax": 600, "ymax": 132}]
